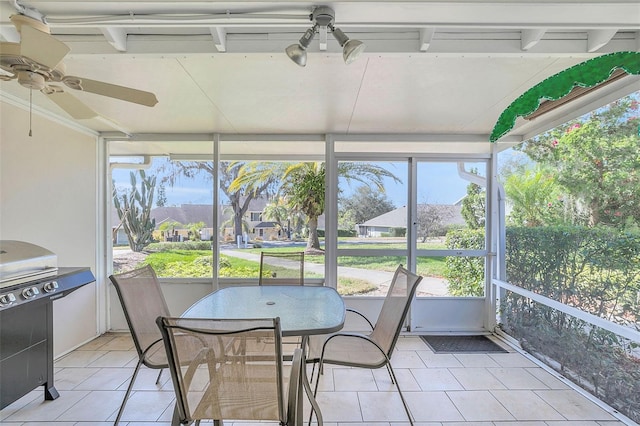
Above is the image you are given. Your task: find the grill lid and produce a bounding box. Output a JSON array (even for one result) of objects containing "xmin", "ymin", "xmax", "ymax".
[{"xmin": 0, "ymin": 240, "xmax": 58, "ymax": 287}]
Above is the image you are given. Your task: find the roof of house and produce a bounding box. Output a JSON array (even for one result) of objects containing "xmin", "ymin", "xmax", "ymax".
[
  {"xmin": 111, "ymin": 196, "xmax": 326, "ymax": 230},
  {"xmin": 151, "ymin": 204, "xmax": 217, "ymax": 228},
  {"xmin": 254, "ymin": 221, "xmax": 279, "ymax": 228},
  {"xmin": 358, "ymin": 204, "xmax": 465, "ymax": 228}
]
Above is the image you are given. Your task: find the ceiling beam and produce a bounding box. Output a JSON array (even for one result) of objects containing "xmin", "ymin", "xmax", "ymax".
[
  {"xmin": 209, "ymin": 26, "xmax": 226, "ymax": 52},
  {"xmin": 101, "ymin": 26, "xmax": 127, "ymax": 52},
  {"xmin": 419, "ymin": 28, "xmax": 435, "ymax": 52},
  {"xmin": 587, "ymin": 29, "xmax": 618, "ymax": 52},
  {"xmin": 521, "ymin": 29, "xmax": 546, "ymax": 51},
  {"xmin": 56, "ymin": 33, "xmax": 634, "ymax": 57}
]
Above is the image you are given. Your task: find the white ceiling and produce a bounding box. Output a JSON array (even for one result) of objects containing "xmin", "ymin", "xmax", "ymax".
[{"xmin": 1, "ymin": 1, "xmax": 639, "ymax": 156}]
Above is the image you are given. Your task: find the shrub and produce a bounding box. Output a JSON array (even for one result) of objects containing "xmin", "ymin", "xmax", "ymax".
[
  {"xmin": 443, "ymin": 228, "xmax": 485, "ymax": 296},
  {"xmin": 391, "ymin": 227, "xmax": 406, "ymax": 237},
  {"xmin": 500, "ymin": 226, "xmax": 640, "ymax": 423},
  {"xmin": 146, "ymin": 241, "xmax": 212, "ymax": 251},
  {"xmin": 338, "ymin": 229, "xmax": 357, "ymax": 237}
]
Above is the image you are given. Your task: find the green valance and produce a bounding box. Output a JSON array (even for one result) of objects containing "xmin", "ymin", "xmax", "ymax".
[{"xmin": 490, "ymin": 51, "xmax": 640, "ymax": 142}]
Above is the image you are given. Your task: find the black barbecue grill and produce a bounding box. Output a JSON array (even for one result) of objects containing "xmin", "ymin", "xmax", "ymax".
[{"xmin": 0, "ymin": 240, "xmax": 95, "ymax": 409}]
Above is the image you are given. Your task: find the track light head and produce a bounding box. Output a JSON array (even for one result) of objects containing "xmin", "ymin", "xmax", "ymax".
[
  {"xmin": 331, "ymin": 26, "xmax": 366, "ymax": 65},
  {"xmin": 286, "ymin": 6, "xmax": 365, "ymax": 66},
  {"xmin": 285, "ymin": 25, "xmax": 317, "ymax": 67},
  {"xmin": 285, "ymin": 44, "xmax": 307, "ymax": 67}
]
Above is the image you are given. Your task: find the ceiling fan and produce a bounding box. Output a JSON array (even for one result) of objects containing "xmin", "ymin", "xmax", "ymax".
[{"xmin": 0, "ymin": 13, "xmax": 158, "ymax": 120}]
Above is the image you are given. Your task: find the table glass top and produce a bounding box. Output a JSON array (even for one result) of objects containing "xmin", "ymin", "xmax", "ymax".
[{"xmin": 182, "ymin": 285, "xmax": 345, "ymax": 336}]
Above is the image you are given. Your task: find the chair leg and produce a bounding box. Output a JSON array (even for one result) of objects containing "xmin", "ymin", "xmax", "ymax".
[
  {"xmin": 385, "ymin": 362, "xmax": 414, "ymax": 426},
  {"xmin": 308, "ymin": 358, "xmax": 325, "ymax": 426},
  {"xmin": 385, "ymin": 363, "xmax": 395, "ymax": 384},
  {"xmin": 308, "ymin": 360, "xmax": 317, "ymax": 383},
  {"xmin": 155, "ymin": 368, "xmax": 163, "ymax": 384},
  {"xmin": 114, "ymin": 357, "xmax": 144, "ymax": 425}
]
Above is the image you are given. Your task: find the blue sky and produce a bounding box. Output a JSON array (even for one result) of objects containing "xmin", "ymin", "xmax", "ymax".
[{"xmin": 112, "ymin": 158, "xmax": 495, "ymax": 208}]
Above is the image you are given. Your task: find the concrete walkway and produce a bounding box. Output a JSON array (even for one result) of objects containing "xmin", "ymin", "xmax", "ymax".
[{"xmin": 221, "ymin": 248, "xmax": 450, "ymax": 296}]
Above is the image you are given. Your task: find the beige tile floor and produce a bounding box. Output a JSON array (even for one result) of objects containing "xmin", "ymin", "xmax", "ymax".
[{"xmin": 0, "ymin": 333, "xmax": 634, "ymax": 426}]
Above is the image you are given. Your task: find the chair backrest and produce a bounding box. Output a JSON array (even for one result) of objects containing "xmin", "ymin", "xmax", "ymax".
[
  {"xmin": 109, "ymin": 265, "xmax": 170, "ymax": 359},
  {"xmin": 157, "ymin": 316, "xmax": 287, "ymax": 424},
  {"xmin": 259, "ymin": 251, "xmax": 305, "ymax": 285},
  {"xmin": 369, "ymin": 265, "xmax": 423, "ymax": 357}
]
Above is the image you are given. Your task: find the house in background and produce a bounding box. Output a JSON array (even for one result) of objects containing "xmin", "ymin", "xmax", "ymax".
[
  {"xmin": 152, "ymin": 204, "xmax": 217, "ymax": 241},
  {"xmin": 112, "ymin": 197, "xmax": 302, "ymax": 246},
  {"xmin": 220, "ymin": 197, "xmax": 282, "ymax": 242},
  {"xmin": 356, "ymin": 204, "xmax": 465, "ymax": 237}
]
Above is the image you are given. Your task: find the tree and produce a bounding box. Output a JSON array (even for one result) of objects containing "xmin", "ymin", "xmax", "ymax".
[
  {"xmin": 219, "ymin": 205, "xmax": 250, "ymax": 240},
  {"xmin": 416, "ymin": 203, "xmax": 454, "ymax": 242},
  {"xmin": 261, "ymin": 196, "xmax": 299, "ymax": 239},
  {"xmin": 230, "ymin": 161, "xmax": 400, "ymax": 252},
  {"xmin": 461, "ymin": 169, "xmax": 486, "ymax": 229},
  {"xmin": 186, "ymin": 221, "xmax": 206, "ymax": 241},
  {"xmin": 224, "ymin": 162, "xmax": 278, "ymax": 240},
  {"xmin": 158, "ymin": 220, "xmax": 183, "ymax": 241},
  {"xmin": 161, "ymin": 160, "xmax": 277, "ymax": 240},
  {"xmin": 156, "ymin": 181, "xmax": 167, "ymax": 207},
  {"xmin": 503, "ymin": 167, "xmax": 563, "ymax": 227},
  {"xmin": 338, "ymin": 185, "xmax": 395, "ymax": 231},
  {"xmin": 279, "ymin": 162, "xmax": 325, "ymax": 250},
  {"xmin": 516, "ymin": 94, "xmax": 640, "ymax": 228},
  {"xmin": 113, "ymin": 170, "xmax": 156, "ymax": 252}
]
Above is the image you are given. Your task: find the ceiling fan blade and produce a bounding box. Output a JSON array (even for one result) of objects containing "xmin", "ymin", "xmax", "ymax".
[
  {"xmin": 19, "ymin": 25, "xmax": 70, "ymax": 70},
  {"xmin": 46, "ymin": 90, "xmax": 99, "ymax": 119},
  {"xmin": 63, "ymin": 76, "xmax": 159, "ymax": 107}
]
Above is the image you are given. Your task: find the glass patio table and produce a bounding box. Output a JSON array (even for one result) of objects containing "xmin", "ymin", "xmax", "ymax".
[{"xmin": 182, "ymin": 285, "xmax": 346, "ymax": 425}]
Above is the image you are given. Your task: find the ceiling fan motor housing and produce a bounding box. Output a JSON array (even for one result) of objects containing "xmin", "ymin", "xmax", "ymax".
[{"xmin": 17, "ymin": 70, "xmax": 45, "ymax": 90}]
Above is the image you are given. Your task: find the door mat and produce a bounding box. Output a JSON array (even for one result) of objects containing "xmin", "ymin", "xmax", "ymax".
[{"xmin": 420, "ymin": 335, "xmax": 508, "ymax": 353}]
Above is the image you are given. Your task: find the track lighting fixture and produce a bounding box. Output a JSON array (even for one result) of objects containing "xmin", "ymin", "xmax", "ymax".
[{"xmin": 285, "ymin": 6, "xmax": 365, "ymax": 67}]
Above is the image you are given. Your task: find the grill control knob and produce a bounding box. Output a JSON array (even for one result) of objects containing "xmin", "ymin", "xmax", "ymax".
[
  {"xmin": 43, "ymin": 281, "xmax": 59, "ymax": 293},
  {"xmin": 22, "ymin": 286, "xmax": 40, "ymax": 299},
  {"xmin": 0, "ymin": 293, "xmax": 16, "ymax": 307}
]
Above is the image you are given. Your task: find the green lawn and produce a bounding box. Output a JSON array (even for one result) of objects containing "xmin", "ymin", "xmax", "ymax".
[
  {"xmin": 245, "ymin": 241, "xmax": 448, "ymax": 277},
  {"xmin": 135, "ymin": 239, "xmax": 447, "ymax": 294}
]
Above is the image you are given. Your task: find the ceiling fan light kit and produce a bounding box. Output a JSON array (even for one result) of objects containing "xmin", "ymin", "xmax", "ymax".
[{"xmin": 285, "ymin": 6, "xmax": 365, "ymax": 67}]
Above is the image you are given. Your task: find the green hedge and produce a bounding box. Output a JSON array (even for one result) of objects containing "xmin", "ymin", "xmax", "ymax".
[
  {"xmin": 500, "ymin": 226, "xmax": 640, "ymax": 424},
  {"xmin": 145, "ymin": 241, "xmax": 213, "ymax": 251},
  {"xmin": 317, "ymin": 229, "xmax": 357, "ymax": 237},
  {"xmin": 504, "ymin": 226, "xmax": 640, "ymax": 323},
  {"xmin": 444, "ymin": 226, "xmax": 640, "ymax": 323},
  {"xmin": 443, "ymin": 226, "xmax": 640, "ymax": 422},
  {"xmin": 443, "ymin": 228, "xmax": 485, "ymax": 296}
]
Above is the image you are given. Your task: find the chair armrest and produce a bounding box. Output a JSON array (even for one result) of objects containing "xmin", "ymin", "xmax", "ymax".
[
  {"xmin": 346, "ymin": 307, "xmax": 374, "ymax": 330},
  {"xmin": 321, "ymin": 332, "xmax": 389, "ymax": 363}
]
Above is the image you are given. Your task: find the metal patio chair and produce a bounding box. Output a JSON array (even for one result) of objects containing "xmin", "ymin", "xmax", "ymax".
[
  {"xmin": 157, "ymin": 316, "xmax": 303, "ymax": 426},
  {"xmin": 108, "ymin": 265, "xmax": 173, "ymax": 425},
  {"xmin": 259, "ymin": 251, "xmax": 305, "ymax": 286},
  {"xmin": 308, "ymin": 264, "xmax": 423, "ymax": 425}
]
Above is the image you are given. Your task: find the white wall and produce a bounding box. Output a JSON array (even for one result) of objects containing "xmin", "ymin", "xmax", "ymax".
[{"xmin": 0, "ymin": 101, "xmax": 99, "ymax": 356}]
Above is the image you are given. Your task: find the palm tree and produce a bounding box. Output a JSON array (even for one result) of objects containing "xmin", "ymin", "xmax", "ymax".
[
  {"xmin": 162, "ymin": 160, "xmax": 278, "ymax": 240},
  {"xmin": 262, "ymin": 196, "xmax": 297, "ymax": 239},
  {"xmin": 219, "ymin": 205, "xmax": 250, "ymax": 241},
  {"xmin": 230, "ymin": 161, "xmax": 399, "ymax": 252}
]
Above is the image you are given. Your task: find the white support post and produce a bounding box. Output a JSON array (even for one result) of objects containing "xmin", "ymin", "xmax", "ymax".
[{"xmin": 325, "ymin": 134, "xmax": 338, "ymax": 289}]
